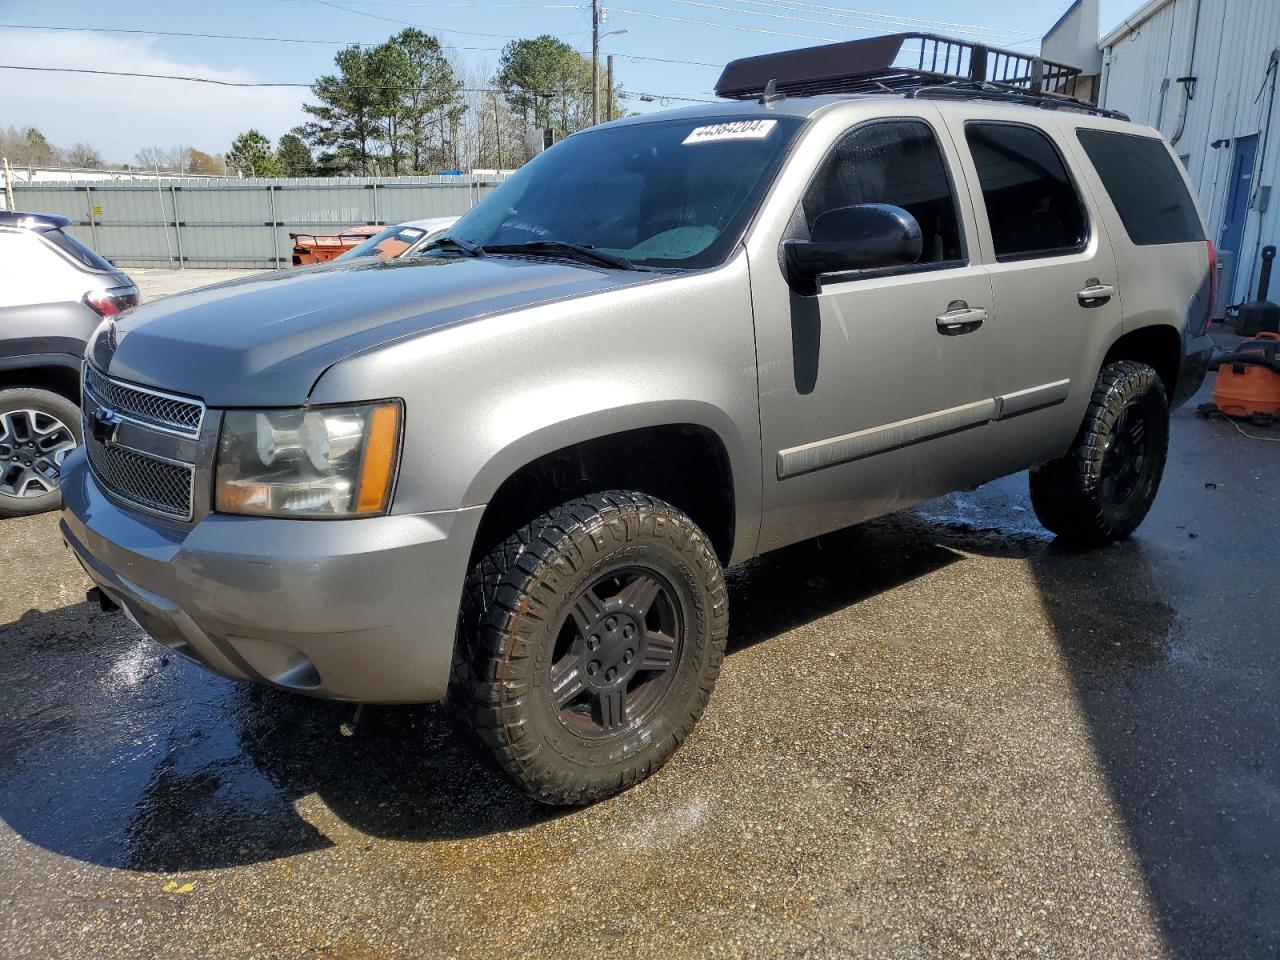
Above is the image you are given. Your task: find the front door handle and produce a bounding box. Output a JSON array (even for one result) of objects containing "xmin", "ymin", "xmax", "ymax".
[
  {"xmin": 1078, "ymin": 280, "xmax": 1115, "ymax": 307},
  {"xmin": 935, "ymin": 300, "xmax": 987, "ymax": 335}
]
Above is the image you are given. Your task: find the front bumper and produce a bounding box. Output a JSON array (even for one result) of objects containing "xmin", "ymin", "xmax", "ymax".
[{"xmin": 60, "ymin": 448, "xmax": 483, "ymax": 704}]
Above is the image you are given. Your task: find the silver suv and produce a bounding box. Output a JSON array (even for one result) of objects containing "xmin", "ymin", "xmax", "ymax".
[
  {"xmin": 61, "ymin": 38, "xmax": 1214, "ymax": 805},
  {"xmin": 0, "ymin": 212, "xmax": 137, "ymax": 516}
]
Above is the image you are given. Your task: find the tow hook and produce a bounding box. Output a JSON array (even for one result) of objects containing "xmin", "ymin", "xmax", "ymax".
[
  {"xmin": 339, "ymin": 704, "xmax": 365, "ymax": 738},
  {"xmin": 86, "ymin": 586, "xmax": 120, "ymax": 613}
]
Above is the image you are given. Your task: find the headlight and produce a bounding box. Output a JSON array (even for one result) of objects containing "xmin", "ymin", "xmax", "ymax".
[{"xmin": 215, "ymin": 401, "xmax": 401, "ymax": 518}]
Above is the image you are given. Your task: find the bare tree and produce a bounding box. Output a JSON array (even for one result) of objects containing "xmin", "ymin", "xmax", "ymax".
[
  {"xmin": 133, "ymin": 145, "xmax": 190, "ymax": 172},
  {"xmin": 65, "ymin": 142, "xmax": 103, "ymax": 168}
]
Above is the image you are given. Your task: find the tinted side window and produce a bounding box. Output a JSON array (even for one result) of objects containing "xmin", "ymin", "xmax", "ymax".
[
  {"xmin": 1077, "ymin": 129, "xmax": 1204, "ymax": 245},
  {"xmin": 965, "ymin": 122, "xmax": 1087, "ymax": 260},
  {"xmin": 803, "ymin": 119, "xmax": 964, "ymax": 266}
]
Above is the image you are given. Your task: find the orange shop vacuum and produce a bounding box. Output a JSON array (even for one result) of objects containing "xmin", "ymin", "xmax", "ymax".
[
  {"xmin": 1199, "ymin": 332, "xmax": 1280, "ymax": 425},
  {"xmin": 1199, "ymin": 243, "xmax": 1280, "ymax": 426}
]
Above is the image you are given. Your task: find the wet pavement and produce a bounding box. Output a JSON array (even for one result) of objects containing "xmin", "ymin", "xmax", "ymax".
[{"xmin": 1, "ymin": 374, "xmax": 1277, "ymax": 959}]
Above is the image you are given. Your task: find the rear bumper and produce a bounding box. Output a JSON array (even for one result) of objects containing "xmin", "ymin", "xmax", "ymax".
[
  {"xmin": 1173, "ymin": 330, "xmax": 1214, "ymax": 409},
  {"xmin": 60, "ymin": 448, "xmax": 483, "ymax": 704}
]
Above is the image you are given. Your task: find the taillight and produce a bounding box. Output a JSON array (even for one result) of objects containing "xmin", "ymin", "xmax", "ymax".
[
  {"xmin": 84, "ymin": 285, "xmax": 140, "ymax": 318},
  {"xmin": 1204, "ymin": 239, "xmax": 1217, "ymax": 334}
]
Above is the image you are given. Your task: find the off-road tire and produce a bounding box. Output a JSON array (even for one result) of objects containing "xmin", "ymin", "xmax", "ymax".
[
  {"xmin": 0, "ymin": 387, "xmax": 82, "ymax": 518},
  {"xmin": 1029, "ymin": 361, "xmax": 1169, "ymax": 546},
  {"xmin": 451, "ymin": 491, "xmax": 729, "ymax": 806}
]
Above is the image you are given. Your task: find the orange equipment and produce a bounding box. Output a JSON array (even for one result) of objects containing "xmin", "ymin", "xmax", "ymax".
[
  {"xmin": 1201, "ymin": 332, "xmax": 1280, "ymax": 425},
  {"xmin": 289, "ymin": 226, "xmax": 381, "ymax": 266}
]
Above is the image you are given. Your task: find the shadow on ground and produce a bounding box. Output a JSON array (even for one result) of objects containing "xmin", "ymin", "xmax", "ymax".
[{"xmin": 920, "ymin": 467, "xmax": 1280, "ymax": 960}]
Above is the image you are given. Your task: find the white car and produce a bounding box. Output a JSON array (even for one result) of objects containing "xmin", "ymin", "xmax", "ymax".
[{"xmin": 335, "ymin": 216, "xmax": 460, "ymax": 262}]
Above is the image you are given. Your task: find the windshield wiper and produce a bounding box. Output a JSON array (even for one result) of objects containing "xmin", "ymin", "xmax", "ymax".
[
  {"xmin": 483, "ymin": 241, "xmax": 638, "ymax": 271},
  {"xmin": 423, "ymin": 235, "xmax": 486, "ymax": 258}
]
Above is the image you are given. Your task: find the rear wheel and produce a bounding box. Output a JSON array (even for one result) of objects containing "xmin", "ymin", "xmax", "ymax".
[
  {"xmin": 1029, "ymin": 361, "xmax": 1169, "ymax": 546},
  {"xmin": 452, "ymin": 491, "xmax": 728, "ymax": 805},
  {"xmin": 0, "ymin": 387, "xmax": 81, "ymax": 518}
]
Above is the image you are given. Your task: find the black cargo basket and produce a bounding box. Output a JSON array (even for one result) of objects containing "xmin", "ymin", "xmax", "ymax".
[{"xmin": 715, "ymin": 32, "xmax": 1085, "ymax": 100}]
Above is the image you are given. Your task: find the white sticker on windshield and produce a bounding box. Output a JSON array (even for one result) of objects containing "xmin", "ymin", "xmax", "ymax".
[
  {"xmin": 399, "ymin": 228, "xmax": 424, "ymax": 238},
  {"xmin": 682, "ymin": 119, "xmax": 777, "ymax": 145}
]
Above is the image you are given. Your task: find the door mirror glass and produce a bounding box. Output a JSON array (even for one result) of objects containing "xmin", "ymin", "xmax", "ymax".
[{"xmin": 784, "ymin": 203, "xmax": 922, "ymax": 292}]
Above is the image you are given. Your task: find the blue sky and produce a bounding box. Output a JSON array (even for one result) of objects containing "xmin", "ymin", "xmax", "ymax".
[{"xmin": 0, "ymin": 0, "xmax": 1139, "ymax": 162}]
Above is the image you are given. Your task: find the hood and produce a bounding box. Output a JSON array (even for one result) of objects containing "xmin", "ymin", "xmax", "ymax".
[{"xmin": 91, "ymin": 256, "xmax": 661, "ymax": 406}]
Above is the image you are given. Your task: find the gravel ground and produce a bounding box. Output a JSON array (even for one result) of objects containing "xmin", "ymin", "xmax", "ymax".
[
  {"xmin": 1, "ymin": 370, "xmax": 1277, "ymax": 959},
  {"xmin": 130, "ymin": 267, "xmax": 266, "ymax": 302}
]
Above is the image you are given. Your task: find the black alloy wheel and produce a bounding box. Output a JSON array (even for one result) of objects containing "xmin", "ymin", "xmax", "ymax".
[
  {"xmin": 1099, "ymin": 401, "xmax": 1151, "ymax": 507},
  {"xmin": 549, "ymin": 567, "xmax": 684, "ymax": 739}
]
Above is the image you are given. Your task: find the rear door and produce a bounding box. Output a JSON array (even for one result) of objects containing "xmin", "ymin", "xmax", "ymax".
[
  {"xmin": 1068, "ymin": 124, "xmax": 1211, "ymax": 407},
  {"xmin": 940, "ymin": 113, "xmax": 1126, "ymax": 477}
]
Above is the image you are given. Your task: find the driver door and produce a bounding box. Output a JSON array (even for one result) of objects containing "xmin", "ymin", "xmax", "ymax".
[{"xmin": 750, "ymin": 114, "xmax": 997, "ymax": 552}]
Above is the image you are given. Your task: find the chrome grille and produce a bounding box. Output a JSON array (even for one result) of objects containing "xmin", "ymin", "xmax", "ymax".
[
  {"xmin": 84, "ymin": 366, "xmax": 204, "ymax": 437},
  {"xmin": 84, "ymin": 434, "xmax": 194, "ymax": 520}
]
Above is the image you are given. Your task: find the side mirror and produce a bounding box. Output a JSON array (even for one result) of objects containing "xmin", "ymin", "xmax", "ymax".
[{"xmin": 783, "ymin": 203, "xmax": 923, "ymax": 294}]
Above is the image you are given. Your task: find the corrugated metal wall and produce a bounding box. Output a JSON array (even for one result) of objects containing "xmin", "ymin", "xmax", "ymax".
[
  {"xmin": 1100, "ymin": 0, "xmax": 1280, "ymax": 303},
  {"xmin": 9, "ymin": 175, "xmax": 507, "ymax": 269}
]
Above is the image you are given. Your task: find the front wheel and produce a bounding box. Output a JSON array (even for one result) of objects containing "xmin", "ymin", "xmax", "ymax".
[
  {"xmin": 1029, "ymin": 361, "xmax": 1169, "ymax": 546},
  {"xmin": 452, "ymin": 491, "xmax": 728, "ymax": 805},
  {"xmin": 0, "ymin": 387, "xmax": 82, "ymax": 518}
]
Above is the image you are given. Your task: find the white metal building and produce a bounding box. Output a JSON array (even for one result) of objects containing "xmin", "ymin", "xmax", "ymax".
[{"xmin": 1091, "ymin": 0, "xmax": 1280, "ymax": 307}]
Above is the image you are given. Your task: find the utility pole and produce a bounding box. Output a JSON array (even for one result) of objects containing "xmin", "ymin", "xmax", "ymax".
[
  {"xmin": 606, "ymin": 55, "xmax": 614, "ymax": 121},
  {"xmin": 1, "ymin": 157, "xmax": 14, "ymax": 212},
  {"xmin": 591, "ymin": 0, "xmax": 600, "ymax": 126},
  {"xmin": 492, "ymin": 92, "xmax": 504, "ymax": 170}
]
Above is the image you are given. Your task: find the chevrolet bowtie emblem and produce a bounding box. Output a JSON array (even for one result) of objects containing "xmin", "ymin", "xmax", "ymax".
[{"xmin": 92, "ymin": 408, "xmax": 122, "ymax": 445}]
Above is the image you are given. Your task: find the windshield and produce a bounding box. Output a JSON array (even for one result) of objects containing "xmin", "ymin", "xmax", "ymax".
[
  {"xmin": 337, "ymin": 223, "xmax": 434, "ymax": 261},
  {"xmin": 443, "ymin": 116, "xmax": 802, "ymax": 269}
]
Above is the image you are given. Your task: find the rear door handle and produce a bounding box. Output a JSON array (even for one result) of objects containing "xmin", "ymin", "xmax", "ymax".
[
  {"xmin": 935, "ymin": 300, "xmax": 987, "ymax": 335},
  {"xmin": 1078, "ymin": 281, "xmax": 1115, "ymax": 307}
]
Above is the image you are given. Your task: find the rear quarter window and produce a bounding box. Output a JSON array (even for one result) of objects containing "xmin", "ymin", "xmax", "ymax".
[
  {"xmin": 42, "ymin": 228, "xmax": 115, "ymax": 271},
  {"xmin": 1076, "ymin": 129, "xmax": 1205, "ymax": 245}
]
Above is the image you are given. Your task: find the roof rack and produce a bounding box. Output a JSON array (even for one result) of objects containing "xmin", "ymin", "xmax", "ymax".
[
  {"xmin": 715, "ymin": 32, "xmax": 1127, "ymax": 120},
  {"xmin": 0, "ymin": 211, "xmax": 71, "ymax": 231}
]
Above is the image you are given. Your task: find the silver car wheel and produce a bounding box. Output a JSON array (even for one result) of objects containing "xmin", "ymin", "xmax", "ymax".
[{"xmin": 0, "ymin": 408, "xmax": 79, "ymax": 500}]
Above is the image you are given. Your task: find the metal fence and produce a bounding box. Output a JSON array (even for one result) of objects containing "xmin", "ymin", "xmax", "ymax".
[{"xmin": 9, "ymin": 175, "xmax": 508, "ymax": 269}]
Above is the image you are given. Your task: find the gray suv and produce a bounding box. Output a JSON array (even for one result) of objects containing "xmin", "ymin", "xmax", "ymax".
[{"xmin": 61, "ymin": 40, "xmax": 1214, "ymax": 805}]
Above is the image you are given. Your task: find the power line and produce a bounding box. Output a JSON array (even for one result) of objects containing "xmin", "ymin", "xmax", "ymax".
[
  {"xmin": 0, "ymin": 62, "xmax": 716, "ymax": 101},
  {"xmin": 615, "ymin": 52, "xmax": 720, "ymax": 67},
  {"xmin": 608, "ymin": 5, "xmax": 837, "ymax": 42},
  {"xmin": 0, "ymin": 64, "xmax": 311, "ymax": 88},
  {"xmin": 727, "ymin": 0, "xmax": 1024, "ymax": 36},
  {"xmin": 722, "ymin": 0, "xmax": 1036, "ymax": 42},
  {"xmin": 667, "ymin": 0, "xmax": 1037, "ymax": 47},
  {"xmin": 269, "ymin": 0, "xmax": 579, "ymax": 5},
  {"xmin": 671, "ymin": 0, "xmax": 883, "ymax": 34},
  {"xmin": 0, "ymin": 22, "xmax": 720, "ymax": 67},
  {"xmin": 0, "ymin": 22, "xmax": 484, "ymax": 48},
  {"xmin": 309, "ymin": 0, "xmax": 592, "ymax": 37}
]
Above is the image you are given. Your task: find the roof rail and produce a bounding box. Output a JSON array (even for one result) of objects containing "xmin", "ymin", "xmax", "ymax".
[
  {"xmin": 715, "ymin": 32, "xmax": 1106, "ymax": 110},
  {"xmin": 908, "ymin": 81, "xmax": 1129, "ymax": 121}
]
